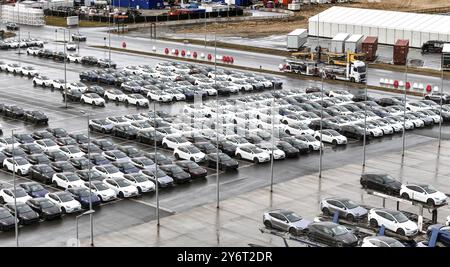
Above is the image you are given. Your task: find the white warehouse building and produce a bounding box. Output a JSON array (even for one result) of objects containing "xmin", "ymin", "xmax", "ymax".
[{"xmin": 308, "ymin": 6, "xmax": 450, "ymax": 48}]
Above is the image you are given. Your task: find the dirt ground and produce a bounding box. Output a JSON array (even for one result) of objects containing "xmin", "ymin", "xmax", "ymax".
[{"xmin": 174, "ymin": 0, "xmax": 450, "ymax": 38}]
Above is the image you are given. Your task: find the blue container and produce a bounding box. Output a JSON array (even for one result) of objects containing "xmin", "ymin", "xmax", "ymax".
[{"xmin": 112, "ymin": 0, "xmax": 164, "ymax": 9}]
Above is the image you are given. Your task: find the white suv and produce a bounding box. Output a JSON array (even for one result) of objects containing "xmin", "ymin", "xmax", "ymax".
[
  {"xmin": 400, "ymin": 183, "xmax": 447, "ymax": 206},
  {"xmin": 368, "ymin": 208, "xmax": 418, "ymax": 236}
]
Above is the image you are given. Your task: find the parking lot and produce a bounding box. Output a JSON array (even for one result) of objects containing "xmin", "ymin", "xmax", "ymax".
[{"xmin": 0, "ymin": 36, "xmax": 449, "ymax": 247}]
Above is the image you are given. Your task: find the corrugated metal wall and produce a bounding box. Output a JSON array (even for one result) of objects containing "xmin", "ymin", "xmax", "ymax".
[{"xmin": 309, "ymin": 6, "xmax": 450, "ymax": 48}]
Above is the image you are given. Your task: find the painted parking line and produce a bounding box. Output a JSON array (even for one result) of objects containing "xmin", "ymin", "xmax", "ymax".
[{"xmin": 129, "ymin": 198, "xmax": 175, "ymax": 214}]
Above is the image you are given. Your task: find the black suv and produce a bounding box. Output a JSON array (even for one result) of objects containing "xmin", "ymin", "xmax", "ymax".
[{"xmin": 421, "ymin": 40, "xmax": 447, "ymax": 54}]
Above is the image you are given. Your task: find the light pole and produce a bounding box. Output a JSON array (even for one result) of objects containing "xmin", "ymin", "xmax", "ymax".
[
  {"xmin": 214, "ymin": 31, "xmax": 219, "ymax": 209},
  {"xmin": 362, "ymin": 63, "xmax": 368, "ymax": 167},
  {"xmin": 11, "ymin": 129, "xmax": 19, "ymax": 247},
  {"xmin": 270, "ymin": 98, "xmax": 275, "ymax": 192},
  {"xmin": 17, "ymin": 2, "xmax": 22, "ymax": 55},
  {"xmin": 61, "ymin": 28, "xmax": 68, "ymax": 109},
  {"xmin": 80, "ymin": 111, "xmax": 94, "ymax": 246},
  {"xmin": 438, "ymin": 54, "xmax": 444, "ymax": 148},
  {"xmin": 153, "ymin": 101, "xmax": 160, "ymax": 226},
  {"xmin": 75, "ymin": 209, "xmax": 95, "ymax": 247},
  {"xmin": 402, "ymin": 58, "xmax": 408, "ymax": 157},
  {"xmin": 108, "ymin": 5, "xmax": 112, "ymax": 64}
]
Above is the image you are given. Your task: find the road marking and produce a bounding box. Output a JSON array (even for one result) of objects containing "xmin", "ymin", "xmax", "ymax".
[{"xmin": 129, "ymin": 198, "xmax": 175, "ymax": 214}]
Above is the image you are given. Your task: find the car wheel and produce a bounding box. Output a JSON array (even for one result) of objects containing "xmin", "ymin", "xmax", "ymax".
[
  {"xmin": 17, "ymin": 170, "xmax": 22, "ymax": 176},
  {"xmin": 346, "ymin": 214, "xmax": 355, "ymax": 222},
  {"xmin": 336, "ymin": 242, "xmax": 344, "ymax": 247},
  {"xmin": 81, "ymin": 99, "xmax": 85, "ymax": 104},
  {"xmin": 321, "ymin": 207, "xmax": 330, "ymax": 216},
  {"xmin": 236, "ymin": 154, "xmax": 242, "ymax": 159},
  {"xmin": 174, "ymin": 153, "xmax": 180, "ymax": 160},
  {"xmin": 119, "ymin": 192, "xmax": 124, "ymax": 198},
  {"xmin": 396, "ymin": 228, "xmax": 406, "ymax": 236},
  {"xmin": 104, "ymin": 95, "xmax": 109, "ymax": 101},
  {"xmin": 125, "ymin": 100, "xmax": 129, "ymax": 105},
  {"xmin": 263, "ymin": 220, "xmax": 272, "ymax": 229},
  {"xmin": 286, "ymin": 130, "xmax": 291, "ymax": 135},
  {"xmin": 315, "ymin": 136, "xmax": 320, "ymax": 141},
  {"xmin": 0, "ymin": 197, "xmax": 4, "ymax": 204},
  {"xmin": 137, "ymin": 187, "xmax": 142, "ymax": 194},
  {"xmin": 61, "ymin": 207, "xmax": 66, "ymax": 214},
  {"xmin": 427, "ymin": 199, "xmax": 435, "ymax": 206},
  {"xmin": 33, "ymin": 81, "xmax": 37, "ymax": 86},
  {"xmin": 288, "ymin": 227, "xmax": 298, "ymax": 236},
  {"xmin": 115, "ymin": 98, "xmax": 119, "ymax": 101},
  {"xmin": 98, "ymin": 195, "xmax": 103, "ymax": 202},
  {"xmin": 162, "ymin": 143, "xmax": 168, "ymax": 149},
  {"xmin": 332, "ymin": 140, "xmax": 337, "ymax": 145},
  {"xmin": 401, "ymin": 193, "xmax": 410, "ymax": 200},
  {"xmin": 369, "ymin": 219, "xmax": 378, "ymax": 228},
  {"xmin": 253, "ymin": 158, "xmax": 259, "ymax": 164}
]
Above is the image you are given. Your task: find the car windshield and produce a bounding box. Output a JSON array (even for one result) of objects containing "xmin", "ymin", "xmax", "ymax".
[
  {"xmin": 327, "ymin": 130, "xmax": 340, "ymax": 136},
  {"xmin": 94, "ymin": 183, "xmax": 109, "ymax": 191},
  {"xmin": 59, "ymin": 193, "xmax": 74, "ymax": 202},
  {"xmin": 186, "ymin": 146, "xmax": 201, "ymax": 153},
  {"xmin": 77, "ymin": 189, "xmax": 91, "ymax": 197},
  {"xmin": 341, "ymin": 199, "xmax": 359, "ymax": 209},
  {"xmin": 392, "ymin": 212, "xmax": 409, "ymax": 223},
  {"xmin": 15, "ymin": 158, "xmax": 28, "ymax": 165},
  {"xmin": 67, "ymin": 147, "xmax": 80, "ymax": 153},
  {"xmin": 29, "ymin": 183, "xmax": 44, "ymax": 191},
  {"xmin": 382, "ymin": 175, "xmax": 397, "ymax": 184},
  {"xmin": 133, "ymin": 175, "xmax": 148, "ymax": 183},
  {"xmin": 40, "ymin": 201, "xmax": 54, "ymax": 209},
  {"xmin": 284, "ymin": 212, "xmax": 302, "ymax": 222},
  {"xmin": 13, "ymin": 188, "xmax": 28, "ymax": 198},
  {"xmin": 16, "ymin": 204, "xmax": 32, "ymax": 213},
  {"xmin": 421, "ymin": 185, "xmax": 437, "ymax": 194},
  {"xmin": 156, "ymin": 170, "xmax": 167, "ymax": 178},
  {"xmin": 331, "ymin": 225, "xmax": 349, "ymax": 236},
  {"xmin": 0, "ymin": 210, "xmax": 11, "ymax": 219},
  {"xmin": 116, "ymin": 179, "xmax": 130, "ymax": 187},
  {"xmin": 65, "ymin": 174, "xmax": 80, "ymax": 181},
  {"xmin": 139, "ymin": 158, "xmax": 154, "ymax": 165}
]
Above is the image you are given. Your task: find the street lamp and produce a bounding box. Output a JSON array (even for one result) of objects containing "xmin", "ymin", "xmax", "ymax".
[
  {"xmin": 214, "ymin": 31, "xmax": 220, "ymax": 209},
  {"xmin": 152, "ymin": 102, "xmax": 160, "ymax": 226},
  {"xmin": 362, "ymin": 62, "xmax": 368, "ymax": 167},
  {"xmin": 402, "ymin": 58, "xmax": 408, "ymax": 157},
  {"xmin": 11, "ymin": 129, "xmax": 19, "ymax": 247},
  {"xmin": 75, "ymin": 209, "xmax": 95, "ymax": 247}
]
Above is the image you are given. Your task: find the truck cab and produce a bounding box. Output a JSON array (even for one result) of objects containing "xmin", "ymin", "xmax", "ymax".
[
  {"xmin": 421, "ymin": 40, "xmax": 446, "ymax": 54},
  {"xmin": 349, "ymin": 60, "xmax": 367, "ymax": 83}
]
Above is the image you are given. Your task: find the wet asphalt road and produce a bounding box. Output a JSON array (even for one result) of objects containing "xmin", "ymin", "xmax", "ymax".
[{"xmin": 0, "ymin": 40, "xmax": 449, "ymax": 246}]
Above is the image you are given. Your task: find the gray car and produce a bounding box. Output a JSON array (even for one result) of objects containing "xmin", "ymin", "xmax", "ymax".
[
  {"xmin": 320, "ymin": 197, "xmax": 368, "ymax": 222},
  {"xmin": 263, "ymin": 209, "xmax": 311, "ymax": 235}
]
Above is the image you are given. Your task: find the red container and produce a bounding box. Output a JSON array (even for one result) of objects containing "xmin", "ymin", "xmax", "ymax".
[
  {"xmin": 393, "ymin": 39, "xmax": 409, "ymax": 65},
  {"xmin": 362, "ymin": 36, "xmax": 378, "ymax": 61}
]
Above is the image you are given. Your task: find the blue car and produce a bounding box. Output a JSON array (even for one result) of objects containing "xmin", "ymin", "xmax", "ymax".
[
  {"xmin": 19, "ymin": 182, "xmax": 49, "ymax": 198},
  {"xmin": 427, "ymin": 224, "xmax": 450, "ymax": 247},
  {"xmin": 66, "ymin": 187, "xmax": 101, "ymax": 209}
]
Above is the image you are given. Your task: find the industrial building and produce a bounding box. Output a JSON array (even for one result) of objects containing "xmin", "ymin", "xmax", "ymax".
[
  {"xmin": 308, "ymin": 6, "xmax": 450, "ymax": 48},
  {"xmin": 1, "ymin": 3, "xmax": 44, "ymax": 26}
]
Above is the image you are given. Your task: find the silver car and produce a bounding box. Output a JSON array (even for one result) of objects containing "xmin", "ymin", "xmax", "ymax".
[
  {"xmin": 320, "ymin": 197, "xmax": 368, "ymax": 221},
  {"xmin": 263, "ymin": 209, "xmax": 311, "ymax": 235}
]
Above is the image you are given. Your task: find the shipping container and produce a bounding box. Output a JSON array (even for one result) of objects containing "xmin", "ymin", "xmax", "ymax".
[
  {"xmin": 344, "ymin": 34, "xmax": 364, "ymax": 53},
  {"xmin": 330, "ymin": 33, "xmax": 350, "ymax": 54},
  {"xmin": 286, "ymin": 29, "xmax": 308, "ymax": 51},
  {"xmin": 393, "ymin": 39, "xmax": 409, "ymax": 65},
  {"xmin": 361, "ymin": 36, "xmax": 378, "ymax": 61},
  {"xmin": 443, "ymin": 43, "xmax": 450, "ymax": 71}
]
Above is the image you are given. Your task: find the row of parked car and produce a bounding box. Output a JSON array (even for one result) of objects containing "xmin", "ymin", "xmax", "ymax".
[
  {"xmin": 0, "ymin": 38, "xmax": 44, "ymax": 50},
  {"xmin": 0, "ymin": 104, "xmax": 49, "ymax": 133}
]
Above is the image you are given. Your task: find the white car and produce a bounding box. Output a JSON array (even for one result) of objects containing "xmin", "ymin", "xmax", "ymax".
[
  {"xmin": 6, "ymin": 63, "xmax": 21, "ymax": 74},
  {"xmin": 166, "ymin": 89, "xmax": 186, "ymax": 101},
  {"xmin": 93, "ymin": 165, "xmax": 124, "ymax": 179},
  {"xmin": 104, "ymin": 89, "xmax": 126, "ymax": 102},
  {"xmin": 59, "ymin": 146, "xmax": 85, "ymax": 158},
  {"xmin": 368, "ymin": 208, "xmax": 418, "ymax": 236},
  {"xmin": 147, "ymin": 90, "xmax": 173, "ymax": 102},
  {"xmin": 51, "ymin": 79, "xmax": 68, "ymax": 90},
  {"xmin": 123, "ymin": 66, "xmax": 140, "ymax": 75},
  {"xmin": 34, "ymin": 139, "xmax": 60, "ymax": 152},
  {"xmin": 230, "ymin": 80, "xmax": 253, "ymax": 91},
  {"xmin": 0, "ymin": 138, "xmax": 20, "ymax": 151},
  {"xmin": 52, "ymin": 172, "xmax": 85, "ymax": 189},
  {"xmin": 0, "ymin": 61, "xmax": 9, "ymax": 71},
  {"xmin": 295, "ymin": 135, "xmax": 322, "ymax": 151},
  {"xmin": 406, "ymin": 102, "xmax": 429, "ymax": 112},
  {"xmin": 106, "ymin": 116, "xmax": 130, "ymax": 126},
  {"xmin": 19, "ymin": 66, "xmax": 39, "ymax": 77},
  {"xmin": 123, "ymin": 174, "xmax": 155, "ymax": 193},
  {"xmin": 3, "ymin": 157, "xmax": 32, "ymax": 175},
  {"xmin": 67, "ymin": 82, "xmax": 88, "ymax": 93},
  {"xmin": 314, "ymin": 130, "xmax": 347, "ymax": 145},
  {"xmin": 157, "ymin": 71, "xmax": 180, "ymax": 81},
  {"xmin": 283, "ymin": 123, "xmax": 315, "ymax": 136},
  {"xmin": 360, "ymin": 236, "xmax": 404, "ymax": 247},
  {"xmin": 0, "ymin": 188, "xmax": 32, "ymax": 204},
  {"xmin": 26, "ymin": 47, "xmax": 40, "ymax": 55},
  {"xmin": 45, "ymin": 192, "xmax": 82, "ymax": 213},
  {"xmin": 33, "ymin": 75, "xmax": 53, "ymax": 87},
  {"xmin": 400, "ymin": 183, "xmax": 447, "ymax": 206},
  {"xmin": 208, "ymin": 70, "xmax": 229, "ymax": 79},
  {"xmin": 104, "ymin": 177, "xmax": 139, "ymax": 198},
  {"xmin": 81, "ymin": 93, "xmax": 106, "ymax": 107},
  {"xmin": 125, "ymin": 94, "xmax": 149, "ymax": 107},
  {"xmin": 328, "ymin": 90, "xmax": 354, "ymax": 100},
  {"xmin": 162, "ymin": 136, "xmax": 191, "ymax": 150},
  {"xmin": 155, "ymin": 62, "xmax": 173, "ymax": 71},
  {"xmin": 83, "ymin": 181, "xmax": 117, "ymax": 202},
  {"xmin": 66, "ymin": 42, "xmax": 77, "ymax": 51},
  {"xmin": 256, "ymin": 143, "xmax": 286, "ymax": 160},
  {"xmin": 174, "ymin": 145, "xmax": 206, "ymax": 163},
  {"xmin": 235, "ymin": 145, "xmax": 271, "ymax": 163},
  {"xmin": 68, "ymin": 53, "xmax": 83, "ymax": 63}
]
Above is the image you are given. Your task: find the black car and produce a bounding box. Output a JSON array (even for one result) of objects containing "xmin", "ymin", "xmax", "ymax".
[
  {"xmin": 72, "ymin": 33, "xmax": 87, "ymax": 42},
  {"xmin": 159, "ymin": 164, "xmax": 191, "ymax": 183},
  {"xmin": 136, "ymin": 130, "xmax": 164, "ymax": 145},
  {"xmin": 85, "ymin": 153, "xmax": 110, "ymax": 165},
  {"xmin": 421, "ymin": 40, "xmax": 446, "ymax": 54},
  {"xmin": 210, "ymin": 140, "xmax": 237, "ymax": 157},
  {"xmin": 376, "ymin": 97, "xmax": 403, "ymax": 107},
  {"xmin": 26, "ymin": 198, "xmax": 62, "ymax": 220},
  {"xmin": 144, "ymin": 152, "xmax": 172, "ymax": 165},
  {"xmin": 68, "ymin": 133, "xmax": 89, "ymax": 144},
  {"xmin": 62, "ymin": 89, "xmax": 82, "ymax": 102},
  {"xmin": 0, "ymin": 207, "xmax": 17, "ymax": 231},
  {"xmin": 4, "ymin": 203, "xmax": 39, "ymax": 225},
  {"xmin": 3, "ymin": 105, "xmax": 24, "ymax": 118},
  {"xmin": 111, "ymin": 161, "xmax": 140, "ymax": 174},
  {"xmin": 80, "ymin": 71, "xmax": 99, "ymax": 82},
  {"xmin": 23, "ymin": 110, "xmax": 48, "ymax": 124},
  {"xmin": 55, "ymin": 137, "xmax": 77, "ymax": 147},
  {"xmin": 117, "ymin": 145, "xmax": 143, "ymax": 158},
  {"xmin": 79, "ymin": 143, "xmax": 103, "ymax": 154},
  {"xmin": 307, "ymin": 222, "xmax": 358, "ymax": 247},
  {"xmin": 2, "ymin": 147, "xmax": 26, "ymax": 158},
  {"xmin": 29, "ymin": 164, "xmax": 56, "ymax": 184},
  {"xmin": 360, "ymin": 173, "xmax": 402, "ymax": 195},
  {"xmin": 66, "ymin": 187, "xmax": 101, "ymax": 209},
  {"xmin": 19, "ymin": 143, "xmax": 44, "ymax": 155},
  {"xmin": 19, "ymin": 182, "xmax": 49, "ymax": 198},
  {"xmin": 50, "ymin": 161, "xmax": 77, "ymax": 173},
  {"xmin": 98, "ymin": 73, "xmax": 116, "ymax": 85},
  {"xmin": 81, "ymin": 56, "xmax": 98, "ymax": 65},
  {"xmin": 53, "ymin": 51, "xmax": 67, "ymax": 62},
  {"xmin": 68, "ymin": 157, "xmax": 91, "ymax": 170},
  {"xmin": 31, "ymin": 131, "xmax": 55, "ymax": 140},
  {"xmin": 281, "ymin": 137, "xmax": 309, "ymax": 154},
  {"xmin": 14, "ymin": 133, "xmax": 35, "ymax": 144},
  {"xmin": 75, "ymin": 169, "xmax": 105, "ymax": 182},
  {"xmin": 46, "ymin": 128, "xmax": 68, "ymax": 138},
  {"xmin": 174, "ymin": 160, "xmax": 208, "ymax": 178},
  {"xmin": 6, "ymin": 22, "xmax": 19, "ymax": 31},
  {"xmin": 86, "ymin": 86, "xmax": 105, "ymax": 96},
  {"xmin": 206, "ymin": 153, "xmax": 239, "ymax": 171},
  {"xmin": 26, "ymin": 153, "xmax": 51, "ymax": 165},
  {"xmin": 44, "ymin": 150, "xmax": 69, "ymax": 162},
  {"xmin": 112, "ymin": 125, "xmax": 138, "ymax": 140},
  {"xmin": 38, "ymin": 49, "xmax": 54, "ymax": 58},
  {"xmin": 275, "ymin": 141, "xmax": 299, "ymax": 158},
  {"xmin": 340, "ymin": 124, "xmax": 371, "ymax": 140},
  {"xmin": 92, "ymin": 139, "xmax": 116, "ymax": 151}
]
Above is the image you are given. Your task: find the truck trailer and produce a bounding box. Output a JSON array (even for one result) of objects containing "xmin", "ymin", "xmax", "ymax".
[{"xmin": 287, "ymin": 29, "xmax": 308, "ymax": 51}]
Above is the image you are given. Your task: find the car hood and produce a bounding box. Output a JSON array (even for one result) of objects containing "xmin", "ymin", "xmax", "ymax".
[
  {"xmin": 292, "ymin": 219, "xmax": 311, "ymax": 230},
  {"xmin": 349, "ymin": 206, "xmax": 368, "ymax": 217},
  {"xmin": 158, "ymin": 176, "xmax": 173, "ymax": 184},
  {"xmin": 402, "ymin": 220, "xmax": 418, "ymax": 231},
  {"xmin": 387, "ymin": 181, "xmax": 402, "ymax": 190},
  {"xmin": 31, "ymin": 190, "xmax": 49, "ymax": 198},
  {"xmin": 0, "ymin": 216, "xmax": 15, "ymax": 225},
  {"xmin": 430, "ymin": 191, "xmax": 447, "ymax": 200},
  {"xmin": 42, "ymin": 206, "xmax": 60, "ymax": 214},
  {"xmin": 20, "ymin": 211, "xmax": 39, "ymax": 220},
  {"xmin": 336, "ymin": 232, "xmax": 358, "ymax": 244}
]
